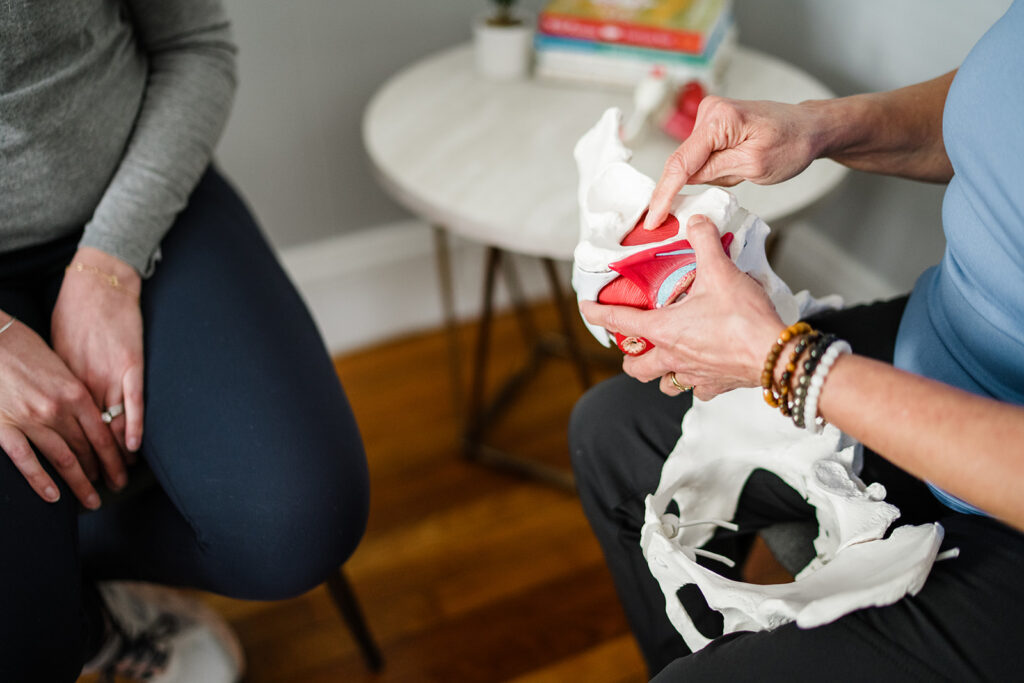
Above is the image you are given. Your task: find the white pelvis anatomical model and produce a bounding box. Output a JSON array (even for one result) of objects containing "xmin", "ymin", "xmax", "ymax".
[{"xmin": 572, "ymin": 108, "xmax": 946, "ymax": 652}]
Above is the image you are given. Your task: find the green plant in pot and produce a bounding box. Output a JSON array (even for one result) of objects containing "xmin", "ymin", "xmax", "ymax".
[
  {"xmin": 488, "ymin": 0, "xmax": 522, "ymax": 27},
  {"xmin": 474, "ymin": 0, "xmax": 534, "ymax": 80}
]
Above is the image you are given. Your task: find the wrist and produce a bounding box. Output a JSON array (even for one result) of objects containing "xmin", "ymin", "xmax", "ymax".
[
  {"xmin": 798, "ymin": 96, "xmax": 871, "ymax": 161},
  {"xmin": 749, "ymin": 318, "xmax": 786, "ymax": 386},
  {"xmin": 68, "ymin": 247, "xmax": 141, "ymax": 294}
]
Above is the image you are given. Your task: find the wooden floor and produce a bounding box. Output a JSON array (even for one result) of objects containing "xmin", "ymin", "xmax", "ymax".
[{"xmin": 81, "ymin": 301, "xmax": 788, "ymax": 683}]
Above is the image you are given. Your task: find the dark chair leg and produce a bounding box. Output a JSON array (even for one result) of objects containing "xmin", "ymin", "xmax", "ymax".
[{"xmin": 325, "ymin": 569, "xmax": 384, "ymax": 672}]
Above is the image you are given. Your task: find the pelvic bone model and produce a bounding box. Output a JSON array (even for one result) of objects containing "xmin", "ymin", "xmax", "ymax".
[{"xmin": 572, "ymin": 108, "xmax": 946, "ymax": 652}]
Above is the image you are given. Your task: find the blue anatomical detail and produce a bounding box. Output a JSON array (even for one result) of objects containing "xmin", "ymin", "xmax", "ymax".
[{"xmin": 655, "ymin": 249, "xmax": 696, "ymax": 307}]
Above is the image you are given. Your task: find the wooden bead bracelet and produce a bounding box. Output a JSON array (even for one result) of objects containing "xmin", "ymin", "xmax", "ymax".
[
  {"xmin": 762, "ymin": 320, "xmax": 851, "ymax": 431},
  {"xmin": 780, "ymin": 330, "xmax": 821, "ymax": 417},
  {"xmin": 761, "ymin": 321, "xmax": 811, "ymax": 409}
]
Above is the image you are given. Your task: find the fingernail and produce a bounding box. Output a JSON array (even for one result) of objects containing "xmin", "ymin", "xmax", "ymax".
[
  {"xmin": 127, "ymin": 437, "xmax": 140, "ymax": 451},
  {"xmin": 115, "ymin": 473, "xmax": 127, "ymax": 490},
  {"xmin": 44, "ymin": 486, "xmax": 59, "ymax": 502},
  {"xmin": 86, "ymin": 493, "xmax": 101, "ymax": 509},
  {"xmin": 687, "ymin": 214, "xmax": 707, "ymax": 227}
]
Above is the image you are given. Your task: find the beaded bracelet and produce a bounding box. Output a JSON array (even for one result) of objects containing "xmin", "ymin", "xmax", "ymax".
[
  {"xmin": 790, "ymin": 333, "xmax": 835, "ymax": 427},
  {"xmin": 802, "ymin": 339, "xmax": 852, "ymax": 433},
  {"xmin": 779, "ymin": 330, "xmax": 819, "ymax": 417},
  {"xmin": 762, "ymin": 322, "xmax": 811, "ymax": 408},
  {"xmin": 788, "ymin": 332, "xmax": 826, "ymax": 425}
]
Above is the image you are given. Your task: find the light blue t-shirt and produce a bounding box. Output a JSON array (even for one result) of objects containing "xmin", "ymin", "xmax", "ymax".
[{"xmin": 893, "ymin": 0, "xmax": 1024, "ymax": 515}]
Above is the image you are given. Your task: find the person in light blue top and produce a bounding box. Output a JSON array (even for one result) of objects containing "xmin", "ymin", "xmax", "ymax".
[
  {"xmin": 573, "ymin": 1, "xmax": 1024, "ymax": 679},
  {"xmin": 894, "ymin": 0, "xmax": 1024, "ymax": 514}
]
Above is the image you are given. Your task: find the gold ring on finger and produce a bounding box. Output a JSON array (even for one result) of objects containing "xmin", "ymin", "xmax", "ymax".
[{"xmin": 669, "ymin": 372, "xmax": 694, "ymax": 393}]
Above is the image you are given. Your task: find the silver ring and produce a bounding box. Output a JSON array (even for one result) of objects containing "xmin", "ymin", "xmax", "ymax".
[
  {"xmin": 668, "ymin": 372, "xmax": 694, "ymax": 393},
  {"xmin": 101, "ymin": 403, "xmax": 125, "ymax": 424}
]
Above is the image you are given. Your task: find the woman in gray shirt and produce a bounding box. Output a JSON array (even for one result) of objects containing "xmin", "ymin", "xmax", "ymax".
[{"xmin": 0, "ymin": 2, "xmax": 369, "ymax": 680}]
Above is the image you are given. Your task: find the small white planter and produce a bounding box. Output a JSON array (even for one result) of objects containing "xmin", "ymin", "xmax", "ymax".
[{"xmin": 473, "ymin": 15, "xmax": 534, "ymax": 80}]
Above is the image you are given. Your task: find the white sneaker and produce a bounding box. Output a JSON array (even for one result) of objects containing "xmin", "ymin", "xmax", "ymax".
[{"xmin": 82, "ymin": 582, "xmax": 245, "ymax": 682}]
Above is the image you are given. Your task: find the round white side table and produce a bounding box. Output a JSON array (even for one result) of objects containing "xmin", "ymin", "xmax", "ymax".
[{"xmin": 365, "ymin": 44, "xmax": 846, "ymax": 260}]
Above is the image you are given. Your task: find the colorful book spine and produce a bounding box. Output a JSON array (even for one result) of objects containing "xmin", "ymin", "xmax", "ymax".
[
  {"xmin": 538, "ymin": 0, "xmax": 730, "ymax": 54},
  {"xmin": 534, "ymin": 13, "xmax": 729, "ymax": 66},
  {"xmin": 535, "ymin": 26, "xmax": 735, "ymax": 89}
]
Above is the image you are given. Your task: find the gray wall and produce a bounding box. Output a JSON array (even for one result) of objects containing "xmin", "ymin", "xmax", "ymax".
[
  {"xmin": 217, "ymin": 0, "xmax": 494, "ymax": 248},
  {"xmin": 216, "ymin": 0, "xmax": 1010, "ymax": 290},
  {"xmin": 732, "ymin": 0, "xmax": 1011, "ymax": 290}
]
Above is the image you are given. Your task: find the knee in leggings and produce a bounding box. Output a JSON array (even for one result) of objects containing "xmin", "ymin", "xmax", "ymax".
[{"xmin": 199, "ymin": 464, "xmax": 370, "ymax": 600}]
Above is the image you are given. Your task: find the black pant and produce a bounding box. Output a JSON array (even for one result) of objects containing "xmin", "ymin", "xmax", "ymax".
[
  {"xmin": 0, "ymin": 169, "xmax": 370, "ymax": 681},
  {"xmin": 570, "ymin": 298, "xmax": 1024, "ymax": 682}
]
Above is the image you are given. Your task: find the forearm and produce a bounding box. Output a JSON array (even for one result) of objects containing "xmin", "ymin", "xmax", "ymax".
[
  {"xmin": 818, "ymin": 354, "xmax": 1024, "ymax": 529},
  {"xmin": 81, "ymin": 0, "xmax": 237, "ymax": 277},
  {"xmin": 802, "ymin": 72, "xmax": 955, "ymax": 183}
]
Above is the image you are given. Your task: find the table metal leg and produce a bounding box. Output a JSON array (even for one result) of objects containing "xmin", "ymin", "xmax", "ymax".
[
  {"xmin": 440, "ymin": 243, "xmax": 576, "ymax": 491},
  {"xmin": 501, "ymin": 251, "xmax": 539, "ymax": 345},
  {"xmin": 542, "ymin": 258, "xmax": 592, "ymax": 391},
  {"xmin": 433, "ymin": 226, "xmax": 465, "ymax": 420},
  {"xmin": 465, "ymin": 246, "xmax": 501, "ymax": 455}
]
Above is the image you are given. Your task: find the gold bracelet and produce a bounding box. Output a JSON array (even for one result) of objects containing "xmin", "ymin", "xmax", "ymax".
[{"xmin": 65, "ymin": 262, "xmax": 139, "ymax": 296}]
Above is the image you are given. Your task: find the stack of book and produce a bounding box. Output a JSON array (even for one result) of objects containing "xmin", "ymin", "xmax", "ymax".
[{"xmin": 534, "ymin": 0, "xmax": 735, "ymax": 89}]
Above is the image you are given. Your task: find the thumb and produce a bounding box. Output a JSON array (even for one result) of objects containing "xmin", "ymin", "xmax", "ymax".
[{"xmin": 686, "ymin": 214, "xmax": 733, "ymax": 276}]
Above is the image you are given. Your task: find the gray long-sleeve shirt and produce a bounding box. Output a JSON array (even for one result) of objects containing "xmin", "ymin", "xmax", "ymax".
[{"xmin": 0, "ymin": 0, "xmax": 237, "ymax": 276}]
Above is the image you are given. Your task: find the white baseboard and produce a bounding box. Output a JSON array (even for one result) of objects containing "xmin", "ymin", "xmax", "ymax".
[
  {"xmin": 280, "ymin": 219, "xmax": 899, "ymax": 355},
  {"xmin": 278, "ymin": 220, "xmax": 562, "ymax": 354}
]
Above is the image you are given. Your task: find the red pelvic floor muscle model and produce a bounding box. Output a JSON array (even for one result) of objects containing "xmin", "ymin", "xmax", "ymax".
[{"xmin": 596, "ymin": 211, "xmax": 733, "ymax": 356}]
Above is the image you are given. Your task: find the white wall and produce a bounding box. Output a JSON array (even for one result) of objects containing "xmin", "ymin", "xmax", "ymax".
[{"xmin": 215, "ymin": 1, "xmax": 1011, "ymax": 347}]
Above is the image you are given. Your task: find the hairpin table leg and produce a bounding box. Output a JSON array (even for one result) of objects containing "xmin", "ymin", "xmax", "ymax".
[
  {"xmin": 432, "ymin": 235, "xmax": 591, "ymax": 492},
  {"xmin": 433, "ymin": 225, "xmax": 465, "ymax": 420}
]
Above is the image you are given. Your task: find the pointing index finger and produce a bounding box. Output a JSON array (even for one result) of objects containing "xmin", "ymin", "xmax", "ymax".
[{"xmin": 644, "ymin": 134, "xmax": 717, "ymax": 230}]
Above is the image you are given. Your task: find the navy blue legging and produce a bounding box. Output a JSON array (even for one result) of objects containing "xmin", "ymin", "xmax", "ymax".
[{"xmin": 0, "ymin": 168, "xmax": 369, "ymax": 680}]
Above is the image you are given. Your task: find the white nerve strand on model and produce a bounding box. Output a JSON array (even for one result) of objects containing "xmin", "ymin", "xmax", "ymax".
[{"xmin": 572, "ymin": 108, "xmax": 946, "ymax": 652}]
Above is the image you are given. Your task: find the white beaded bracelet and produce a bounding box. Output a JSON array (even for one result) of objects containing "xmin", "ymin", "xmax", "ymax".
[{"xmin": 803, "ymin": 339, "xmax": 851, "ymax": 433}]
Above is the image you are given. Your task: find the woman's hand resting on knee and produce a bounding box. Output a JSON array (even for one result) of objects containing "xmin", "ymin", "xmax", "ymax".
[
  {"xmin": 52, "ymin": 247, "xmax": 145, "ymax": 461},
  {"xmin": 0, "ymin": 314, "xmax": 125, "ymax": 508},
  {"xmin": 581, "ymin": 215, "xmax": 784, "ymax": 401}
]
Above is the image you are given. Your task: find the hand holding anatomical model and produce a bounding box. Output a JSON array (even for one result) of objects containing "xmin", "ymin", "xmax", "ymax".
[{"xmin": 581, "ymin": 214, "xmax": 784, "ymax": 401}]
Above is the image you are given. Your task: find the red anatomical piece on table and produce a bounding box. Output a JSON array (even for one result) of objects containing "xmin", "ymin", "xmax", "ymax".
[
  {"xmin": 597, "ymin": 212, "xmax": 734, "ymax": 356},
  {"xmin": 661, "ymin": 80, "xmax": 705, "ymax": 142}
]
